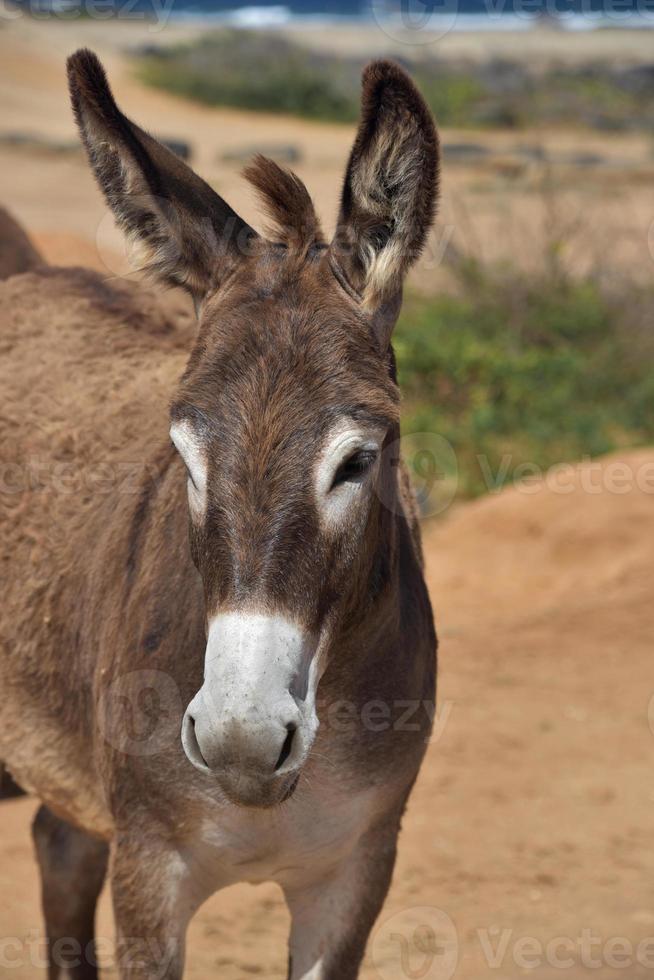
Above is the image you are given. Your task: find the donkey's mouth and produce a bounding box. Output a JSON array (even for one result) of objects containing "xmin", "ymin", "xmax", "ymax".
[{"xmin": 214, "ymin": 766, "xmax": 302, "ymax": 809}]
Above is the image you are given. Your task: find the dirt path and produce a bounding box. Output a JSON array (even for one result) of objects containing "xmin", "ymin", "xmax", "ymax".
[{"xmin": 2, "ymin": 448, "xmax": 653, "ymax": 979}]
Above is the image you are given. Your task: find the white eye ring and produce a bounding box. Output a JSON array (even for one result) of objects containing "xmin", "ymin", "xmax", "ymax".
[
  {"xmin": 170, "ymin": 420, "xmax": 207, "ymax": 520},
  {"xmin": 315, "ymin": 424, "xmax": 383, "ymax": 528}
]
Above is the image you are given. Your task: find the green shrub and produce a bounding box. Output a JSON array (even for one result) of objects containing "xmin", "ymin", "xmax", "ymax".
[
  {"xmin": 395, "ymin": 263, "xmax": 654, "ymax": 499},
  {"xmin": 138, "ymin": 32, "xmax": 359, "ymax": 122},
  {"xmin": 136, "ymin": 31, "xmax": 654, "ymax": 131}
]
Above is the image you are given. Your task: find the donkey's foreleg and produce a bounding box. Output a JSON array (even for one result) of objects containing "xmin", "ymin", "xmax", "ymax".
[
  {"xmin": 32, "ymin": 804, "xmax": 109, "ymax": 980},
  {"xmin": 110, "ymin": 832, "xmax": 204, "ymax": 980},
  {"xmin": 283, "ymin": 816, "xmax": 401, "ymax": 980}
]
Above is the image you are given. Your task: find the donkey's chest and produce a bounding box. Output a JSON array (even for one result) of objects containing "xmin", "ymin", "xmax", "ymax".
[{"xmin": 190, "ymin": 779, "xmax": 381, "ymax": 889}]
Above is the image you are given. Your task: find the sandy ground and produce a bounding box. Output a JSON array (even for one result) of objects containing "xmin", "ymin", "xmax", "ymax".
[{"xmin": 1, "ymin": 18, "xmax": 654, "ymax": 980}]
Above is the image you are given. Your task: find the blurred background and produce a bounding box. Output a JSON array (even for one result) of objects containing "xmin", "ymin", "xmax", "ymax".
[{"xmin": 0, "ymin": 1, "xmax": 653, "ymax": 977}]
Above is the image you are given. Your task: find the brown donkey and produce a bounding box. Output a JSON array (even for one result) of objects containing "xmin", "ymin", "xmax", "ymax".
[{"xmin": 0, "ymin": 50, "xmax": 439, "ymax": 979}]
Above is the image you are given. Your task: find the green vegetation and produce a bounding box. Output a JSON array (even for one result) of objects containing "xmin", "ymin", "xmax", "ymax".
[
  {"xmin": 395, "ymin": 260, "xmax": 654, "ymax": 499},
  {"xmin": 138, "ymin": 33, "xmax": 359, "ymax": 122},
  {"xmin": 136, "ymin": 31, "xmax": 654, "ymax": 131}
]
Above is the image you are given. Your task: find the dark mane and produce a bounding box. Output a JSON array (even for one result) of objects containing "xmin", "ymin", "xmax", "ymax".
[{"xmin": 243, "ymin": 154, "xmax": 324, "ymax": 253}]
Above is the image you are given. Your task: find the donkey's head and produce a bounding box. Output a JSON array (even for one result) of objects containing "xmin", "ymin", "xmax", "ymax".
[{"xmin": 68, "ymin": 50, "xmax": 439, "ymax": 807}]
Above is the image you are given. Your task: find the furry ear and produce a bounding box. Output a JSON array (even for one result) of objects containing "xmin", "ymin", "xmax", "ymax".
[
  {"xmin": 67, "ymin": 49, "xmax": 256, "ymax": 300},
  {"xmin": 243, "ymin": 154, "xmax": 323, "ymax": 250},
  {"xmin": 331, "ymin": 61, "xmax": 439, "ymax": 341}
]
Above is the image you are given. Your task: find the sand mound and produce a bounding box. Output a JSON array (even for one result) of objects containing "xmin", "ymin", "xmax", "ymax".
[{"xmin": 423, "ymin": 449, "xmax": 653, "ymax": 630}]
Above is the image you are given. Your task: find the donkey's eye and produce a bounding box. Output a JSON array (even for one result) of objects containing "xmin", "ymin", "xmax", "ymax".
[{"xmin": 331, "ymin": 450, "xmax": 378, "ymax": 489}]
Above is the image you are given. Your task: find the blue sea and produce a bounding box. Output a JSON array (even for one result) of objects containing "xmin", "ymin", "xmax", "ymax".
[
  {"xmin": 150, "ymin": 0, "xmax": 654, "ymax": 31},
  {"xmin": 152, "ymin": 0, "xmax": 654, "ymax": 28},
  {"xmin": 19, "ymin": 0, "xmax": 654, "ymax": 29}
]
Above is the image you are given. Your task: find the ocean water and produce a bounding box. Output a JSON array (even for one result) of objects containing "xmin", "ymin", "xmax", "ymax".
[
  {"xmin": 149, "ymin": 0, "xmax": 654, "ymax": 30},
  {"xmin": 19, "ymin": 0, "xmax": 654, "ymax": 29}
]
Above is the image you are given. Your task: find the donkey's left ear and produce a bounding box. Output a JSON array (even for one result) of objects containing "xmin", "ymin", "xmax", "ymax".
[
  {"xmin": 67, "ymin": 49, "xmax": 257, "ymax": 301},
  {"xmin": 331, "ymin": 61, "xmax": 439, "ymax": 345}
]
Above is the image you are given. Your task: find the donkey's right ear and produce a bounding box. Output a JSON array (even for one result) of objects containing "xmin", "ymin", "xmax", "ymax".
[
  {"xmin": 67, "ymin": 49, "xmax": 256, "ymax": 300},
  {"xmin": 331, "ymin": 61, "xmax": 439, "ymax": 346}
]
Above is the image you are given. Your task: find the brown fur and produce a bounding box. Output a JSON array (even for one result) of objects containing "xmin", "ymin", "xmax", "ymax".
[
  {"xmin": 0, "ymin": 205, "xmax": 43, "ymax": 279},
  {"xmin": 243, "ymin": 154, "xmax": 324, "ymax": 250},
  {"xmin": 67, "ymin": 49, "xmax": 254, "ymax": 298},
  {"xmin": 0, "ymin": 51, "xmax": 439, "ymax": 979},
  {"xmin": 334, "ymin": 60, "xmax": 440, "ymax": 313}
]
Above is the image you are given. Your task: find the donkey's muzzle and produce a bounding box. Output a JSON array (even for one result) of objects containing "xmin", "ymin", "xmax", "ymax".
[
  {"xmin": 180, "ymin": 611, "xmax": 319, "ymax": 807},
  {"xmin": 181, "ymin": 709, "xmax": 302, "ymax": 806}
]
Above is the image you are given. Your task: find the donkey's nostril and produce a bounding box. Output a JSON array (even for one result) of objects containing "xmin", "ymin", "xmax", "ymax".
[
  {"xmin": 182, "ymin": 711, "xmax": 210, "ymax": 772},
  {"xmin": 274, "ymin": 724, "xmax": 297, "ymax": 772}
]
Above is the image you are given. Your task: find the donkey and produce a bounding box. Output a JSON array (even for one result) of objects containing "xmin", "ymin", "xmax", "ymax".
[{"xmin": 0, "ymin": 50, "xmax": 439, "ymax": 979}]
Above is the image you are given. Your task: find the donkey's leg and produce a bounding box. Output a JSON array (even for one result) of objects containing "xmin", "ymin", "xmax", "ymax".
[
  {"xmin": 110, "ymin": 832, "xmax": 205, "ymax": 980},
  {"xmin": 283, "ymin": 815, "xmax": 401, "ymax": 980},
  {"xmin": 32, "ymin": 804, "xmax": 109, "ymax": 980}
]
